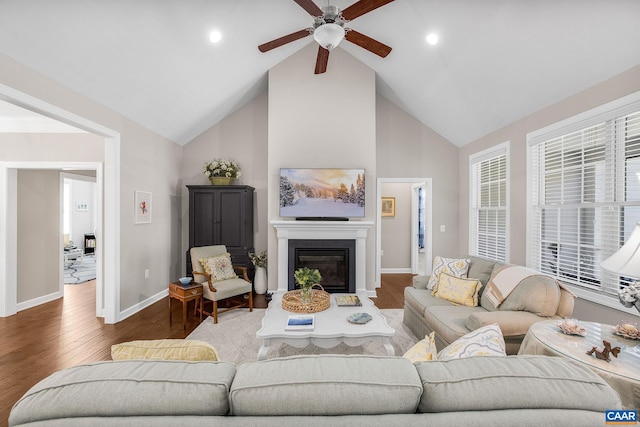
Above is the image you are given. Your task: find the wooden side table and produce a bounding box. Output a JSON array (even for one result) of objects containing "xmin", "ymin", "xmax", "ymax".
[{"xmin": 169, "ymin": 281, "xmax": 203, "ymax": 330}]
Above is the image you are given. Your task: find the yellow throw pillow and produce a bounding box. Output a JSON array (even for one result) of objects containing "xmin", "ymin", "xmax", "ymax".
[
  {"xmin": 427, "ymin": 256, "xmax": 470, "ymax": 291},
  {"xmin": 199, "ymin": 253, "xmax": 237, "ymax": 282},
  {"xmin": 403, "ymin": 332, "xmax": 437, "ymax": 363},
  {"xmin": 111, "ymin": 339, "xmax": 219, "ymax": 361},
  {"xmin": 432, "ymin": 272, "xmax": 482, "ymax": 307}
]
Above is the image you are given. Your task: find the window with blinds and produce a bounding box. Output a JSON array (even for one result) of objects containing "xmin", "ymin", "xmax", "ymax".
[
  {"xmin": 529, "ymin": 107, "xmax": 640, "ymax": 297},
  {"xmin": 469, "ymin": 142, "xmax": 509, "ymax": 262}
]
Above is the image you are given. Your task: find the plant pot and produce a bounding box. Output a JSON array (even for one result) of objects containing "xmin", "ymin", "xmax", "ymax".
[
  {"xmin": 209, "ymin": 177, "xmax": 232, "ymax": 185},
  {"xmin": 253, "ymin": 266, "xmax": 267, "ymax": 295}
]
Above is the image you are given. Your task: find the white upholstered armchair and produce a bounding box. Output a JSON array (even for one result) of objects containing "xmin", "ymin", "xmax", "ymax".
[{"xmin": 190, "ymin": 245, "xmax": 253, "ymax": 323}]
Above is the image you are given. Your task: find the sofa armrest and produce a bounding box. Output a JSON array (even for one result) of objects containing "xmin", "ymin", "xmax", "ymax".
[
  {"xmin": 467, "ymin": 310, "xmax": 549, "ymax": 337},
  {"xmin": 413, "ymin": 275, "xmax": 429, "ymax": 290}
]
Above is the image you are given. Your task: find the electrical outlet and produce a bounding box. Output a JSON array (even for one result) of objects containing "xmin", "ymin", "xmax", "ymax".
[{"xmin": 144, "ymin": 269, "xmax": 150, "ymax": 279}]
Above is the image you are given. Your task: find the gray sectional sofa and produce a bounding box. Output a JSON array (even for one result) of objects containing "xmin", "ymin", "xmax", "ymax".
[
  {"xmin": 10, "ymin": 354, "xmax": 620, "ymax": 426},
  {"xmin": 404, "ymin": 256, "xmax": 575, "ymax": 354}
]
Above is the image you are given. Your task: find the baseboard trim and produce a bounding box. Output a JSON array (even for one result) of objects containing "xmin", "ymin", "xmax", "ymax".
[
  {"xmin": 381, "ymin": 268, "xmax": 412, "ymax": 274},
  {"xmin": 119, "ymin": 288, "xmax": 169, "ymax": 321},
  {"xmin": 17, "ymin": 291, "xmax": 62, "ymax": 312}
]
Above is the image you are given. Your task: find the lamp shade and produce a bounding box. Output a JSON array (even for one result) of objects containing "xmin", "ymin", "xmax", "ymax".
[
  {"xmin": 313, "ymin": 23, "xmax": 345, "ymax": 50},
  {"xmin": 601, "ymin": 222, "xmax": 640, "ymax": 278}
]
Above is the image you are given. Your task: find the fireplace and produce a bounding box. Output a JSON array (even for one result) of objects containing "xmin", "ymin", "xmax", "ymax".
[
  {"xmin": 288, "ymin": 239, "xmax": 356, "ymax": 293},
  {"xmin": 272, "ymin": 220, "xmax": 373, "ymax": 293}
]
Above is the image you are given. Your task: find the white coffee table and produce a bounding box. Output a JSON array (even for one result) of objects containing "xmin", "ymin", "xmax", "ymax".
[{"xmin": 256, "ymin": 291, "xmax": 395, "ymax": 361}]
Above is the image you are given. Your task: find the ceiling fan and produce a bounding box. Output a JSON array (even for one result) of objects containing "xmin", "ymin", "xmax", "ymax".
[{"xmin": 258, "ymin": 0, "xmax": 394, "ymax": 74}]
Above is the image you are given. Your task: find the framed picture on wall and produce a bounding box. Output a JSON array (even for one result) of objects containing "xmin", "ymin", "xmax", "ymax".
[
  {"xmin": 134, "ymin": 191, "xmax": 152, "ymax": 224},
  {"xmin": 381, "ymin": 197, "xmax": 396, "ymax": 217}
]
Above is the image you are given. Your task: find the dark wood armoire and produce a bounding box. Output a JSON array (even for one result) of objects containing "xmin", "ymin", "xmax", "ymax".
[{"xmin": 186, "ymin": 185, "xmax": 255, "ymax": 277}]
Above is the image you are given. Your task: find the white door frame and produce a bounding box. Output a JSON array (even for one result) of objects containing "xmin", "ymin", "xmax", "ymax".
[
  {"xmin": 376, "ymin": 177, "xmax": 432, "ymax": 287},
  {"xmin": 0, "ymin": 83, "xmax": 121, "ymax": 323}
]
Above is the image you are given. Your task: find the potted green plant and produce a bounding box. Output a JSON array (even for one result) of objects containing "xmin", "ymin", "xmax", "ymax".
[
  {"xmin": 249, "ymin": 250, "xmax": 268, "ymax": 295},
  {"xmin": 294, "ymin": 267, "xmax": 322, "ymax": 304}
]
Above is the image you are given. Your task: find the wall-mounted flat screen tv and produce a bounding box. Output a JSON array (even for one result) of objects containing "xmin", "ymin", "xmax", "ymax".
[{"xmin": 279, "ymin": 168, "xmax": 365, "ymax": 219}]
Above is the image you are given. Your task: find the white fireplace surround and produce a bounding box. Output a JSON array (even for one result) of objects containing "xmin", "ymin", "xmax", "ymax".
[{"xmin": 271, "ymin": 221, "xmax": 373, "ymax": 293}]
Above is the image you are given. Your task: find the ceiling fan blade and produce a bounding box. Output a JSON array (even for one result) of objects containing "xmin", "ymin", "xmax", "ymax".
[
  {"xmin": 258, "ymin": 29, "xmax": 311, "ymax": 52},
  {"xmin": 341, "ymin": 0, "xmax": 394, "ymax": 21},
  {"xmin": 314, "ymin": 46, "xmax": 330, "ymax": 74},
  {"xmin": 293, "ymin": 0, "xmax": 323, "ymax": 16},
  {"xmin": 345, "ymin": 30, "xmax": 392, "ymax": 57}
]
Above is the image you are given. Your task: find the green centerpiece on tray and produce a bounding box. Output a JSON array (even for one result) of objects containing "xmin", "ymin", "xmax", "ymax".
[
  {"xmin": 203, "ymin": 158, "xmax": 241, "ymax": 185},
  {"xmin": 294, "ymin": 267, "xmax": 322, "ymax": 305}
]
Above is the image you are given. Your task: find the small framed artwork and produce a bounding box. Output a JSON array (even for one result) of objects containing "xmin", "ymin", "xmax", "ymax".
[
  {"xmin": 134, "ymin": 191, "xmax": 152, "ymax": 224},
  {"xmin": 381, "ymin": 197, "xmax": 396, "ymax": 217}
]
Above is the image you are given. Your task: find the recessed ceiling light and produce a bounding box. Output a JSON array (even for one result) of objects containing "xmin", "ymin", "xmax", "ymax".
[
  {"xmin": 426, "ymin": 33, "xmax": 439, "ymax": 45},
  {"xmin": 209, "ymin": 30, "xmax": 222, "ymax": 44}
]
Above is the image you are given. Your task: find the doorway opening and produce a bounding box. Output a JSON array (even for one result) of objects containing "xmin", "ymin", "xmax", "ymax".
[
  {"xmin": 376, "ymin": 178, "xmax": 432, "ymax": 288},
  {"xmin": 0, "ymin": 84, "xmax": 121, "ymax": 323}
]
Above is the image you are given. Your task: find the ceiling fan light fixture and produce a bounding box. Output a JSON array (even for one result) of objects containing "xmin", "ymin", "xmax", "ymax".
[{"xmin": 313, "ymin": 23, "xmax": 345, "ymax": 50}]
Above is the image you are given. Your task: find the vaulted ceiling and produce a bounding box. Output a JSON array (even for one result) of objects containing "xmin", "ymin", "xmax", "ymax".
[{"xmin": 1, "ymin": 0, "xmax": 639, "ymax": 146}]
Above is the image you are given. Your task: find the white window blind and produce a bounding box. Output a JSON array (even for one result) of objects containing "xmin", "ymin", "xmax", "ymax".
[
  {"xmin": 529, "ymin": 108, "xmax": 640, "ymax": 297},
  {"xmin": 470, "ymin": 143, "xmax": 509, "ymax": 262}
]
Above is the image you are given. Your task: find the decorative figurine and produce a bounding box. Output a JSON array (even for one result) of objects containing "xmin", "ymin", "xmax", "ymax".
[{"xmin": 586, "ymin": 340, "xmax": 621, "ymax": 362}]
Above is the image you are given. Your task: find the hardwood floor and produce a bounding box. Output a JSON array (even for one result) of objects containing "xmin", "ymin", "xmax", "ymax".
[{"xmin": 0, "ymin": 274, "xmax": 411, "ymax": 425}]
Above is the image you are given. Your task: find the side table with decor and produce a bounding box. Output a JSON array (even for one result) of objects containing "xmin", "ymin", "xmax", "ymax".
[
  {"xmin": 168, "ymin": 279, "xmax": 203, "ymax": 330},
  {"xmin": 518, "ymin": 319, "xmax": 640, "ymax": 409}
]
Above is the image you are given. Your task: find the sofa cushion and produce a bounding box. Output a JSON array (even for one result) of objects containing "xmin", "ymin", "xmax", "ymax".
[
  {"xmin": 414, "ymin": 355, "xmax": 621, "ymax": 413},
  {"xmin": 404, "ymin": 286, "xmax": 453, "ymax": 317},
  {"xmin": 423, "ymin": 305, "xmax": 485, "ymax": 346},
  {"xmin": 412, "ymin": 274, "xmax": 430, "ymax": 290},
  {"xmin": 481, "ymin": 274, "xmax": 561, "ymax": 317},
  {"xmin": 466, "ymin": 256, "xmax": 497, "ymax": 287},
  {"xmin": 437, "ymin": 323, "xmax": 506, "ymax": 360},
  {"xmin": 9, "ymin": 360, "xmax": 236, "ymax": 426},
  {"xmin": 432, "ymin": 272, "xmax": 482, "ymax": 307},
  {"xmin": 427, "ymin": 256, "xmax": 470, "ymax": 290},
  {"xmin": 229, "ymin": 355, "xmax": 423, "ymax": 416},
  {"xmin": 403, "ymin": 331, "xmax": 437, "ymax": 363},
  {"xmin": 467, "ymin": 310, "xmax": 546, "ymax": 337},
  {"xmin": 111, "ymin": 339, "xmax": 219, "ymax": 361}
]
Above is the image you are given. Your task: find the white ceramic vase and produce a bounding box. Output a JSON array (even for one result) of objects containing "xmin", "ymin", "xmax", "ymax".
[{"xmin": 254, "ymin": 266, "xmax": 267, "ymax": 295}]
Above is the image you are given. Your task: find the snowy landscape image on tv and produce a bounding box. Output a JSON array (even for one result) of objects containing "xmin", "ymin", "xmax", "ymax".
[{"xmin": 280, "ymin": 168, "xmax": 365, "ymax": 218}]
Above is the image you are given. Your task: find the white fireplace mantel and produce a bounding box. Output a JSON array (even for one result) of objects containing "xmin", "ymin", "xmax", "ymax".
[{"xmin": 271, "ymin": 220, "xmax": 373, "ymax": 293}]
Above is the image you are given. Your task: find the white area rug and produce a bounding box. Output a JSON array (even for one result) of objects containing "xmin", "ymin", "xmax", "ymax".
[
  {"xmin": 64, "ymin": 255, "xmax": 96, "ymax": 284},
  {"xmin": 187, "ymin": 308, "xmax": 418, "ymax": 364}
]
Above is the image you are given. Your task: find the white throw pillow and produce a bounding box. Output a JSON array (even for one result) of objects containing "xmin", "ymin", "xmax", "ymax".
[
  {"xmin": 437, "ymin": 323, "xmax": 506, "ymax": 360},
  {"xmin": 427, "ymin": 256, "xmax": 470, "ymax": 290}
]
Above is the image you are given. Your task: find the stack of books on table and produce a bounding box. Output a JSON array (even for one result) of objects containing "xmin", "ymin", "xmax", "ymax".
[
  {"xmin": 335, "ymin": 295, "xmax": 362, "ymax": 307},
  {"xmin": 285, "ymin": 315, "xmax": 315, "ymax": 331}
]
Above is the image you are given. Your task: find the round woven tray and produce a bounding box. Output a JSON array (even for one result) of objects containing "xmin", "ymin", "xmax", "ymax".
[{"xmin": 281, "ymin": 285, "xmax": 330, "ymax": 313}]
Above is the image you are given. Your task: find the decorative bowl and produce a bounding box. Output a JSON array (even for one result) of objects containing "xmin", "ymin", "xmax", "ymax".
[
  {"xmin": 178, "ymin": 277, "xmax": 192, "ymax": 286},
  {"xmin": 348, "ymin": 312, "xmax": 372, "ymax": 324}
]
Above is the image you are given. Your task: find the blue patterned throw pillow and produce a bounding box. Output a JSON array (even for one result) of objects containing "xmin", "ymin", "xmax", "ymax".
[{"xmin": 437, "ymin": 323, "xmax": 506, "ymax": 360}]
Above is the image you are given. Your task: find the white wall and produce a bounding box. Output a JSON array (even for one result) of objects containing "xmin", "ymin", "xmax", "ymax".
[
  {"xmin": 380, "ymin": 182, "xmax": 412, "ymax": 270},
  {"xmin": 376, "ymin": 96, "xmax": 459, "ymax": 259},
  {"xmin": 181, "ymin": 90, "xmax": 269, "ymax": 272},
  {"xmin": 267, "ymin": 44, "xmax": 377, "ymax": 291},
  {"xmin": 457, "ymin": 65, "xmax": 640, "ymax": 324},
  {"xmin": 66, "ymin": 177, "xmax": 96, "ymax": 250},
  {"xmin": 0, "ymin": 51, "xmax": 183, "ymax": 319},
  {"xmin": 17, "ymin": 170, "xmax": 59, "ymax": 303}
]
